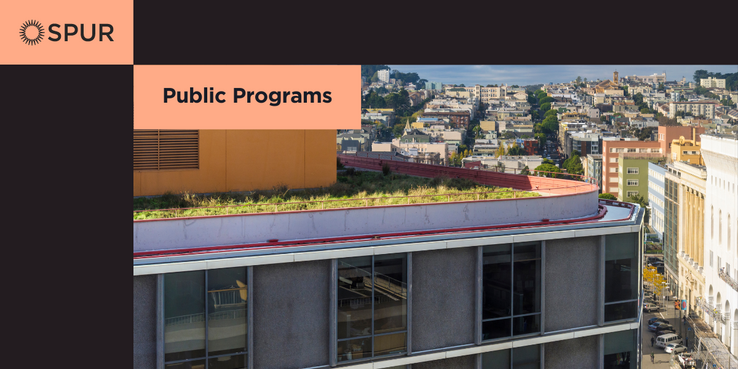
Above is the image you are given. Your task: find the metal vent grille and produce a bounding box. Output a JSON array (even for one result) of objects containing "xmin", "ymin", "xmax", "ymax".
[{"xmin": 133, "ymin": 130, "xmax": 199, "ymax": 170}]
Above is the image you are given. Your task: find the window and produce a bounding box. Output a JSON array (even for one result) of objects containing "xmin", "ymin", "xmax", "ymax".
[
  {"xmin": 719, "ymin": 210, "xmax": 723, "ymax": 244},
  {"xmin": 610, "ymin": 157, "xmax": 618, "ymax": 163},
  {"xmin": 133, "ymin": 130, "xmax": 199, "ymax": 170},
  {"xmin": 627, "ymin": 180, "xmax": 639, "ymax": 186},
  {"xmin": 482, "ymin": 242, "xmax": 541, "ymax": 341},
  {"xmin": 164, "ymin": 268, "xmax": 248, "ymax": 368},
  {"xmin": 610, "ymin": 178, "xmax": 618, "ymax": 183},
  {"xmin": 626, "ymin": 191, "xmax": 639, "ymax": 198},
  {"xmin": 712, "ymin": 206, "xmax": 714, "ymax": 239},
  {"xmin": 337, "ymin": 255, "xmax": 407, "ymax": 362},
  {"xmin": 605, "ymin": 233, "xmax": 638, "ymax": 322},
  {"xmin": 610, "ymin": 187, "xmax": 619, "ymax": 193},
  {"xmin": 604, "ymin": 330, "xmax": 637, "ymax": 369},
  {"xmin": 627, "ymin": 167, "xmax": 639, "ymax": 174},
  {"xmin": 481, "ymin": 345, "xmax": 541, "ymax": 369},
  {"xmin": 627, "ymin": 148, "xmax": 637, "ymax": 153},
  {"xmin": 710, "ymin": 250, "xmax": 713, "ymax": 267}
]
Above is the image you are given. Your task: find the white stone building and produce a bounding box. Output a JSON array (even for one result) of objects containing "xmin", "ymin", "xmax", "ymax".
[{"xmin": 701, "ymin": 134, "xmax": 738, "ymax": 354}]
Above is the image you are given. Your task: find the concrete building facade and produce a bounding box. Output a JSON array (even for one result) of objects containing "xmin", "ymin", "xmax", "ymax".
[{"xmin": 133, "ymin": 157, "xmax": 646, "ymax": 369}]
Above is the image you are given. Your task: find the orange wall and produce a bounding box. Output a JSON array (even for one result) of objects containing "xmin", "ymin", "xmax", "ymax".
[
  {"xmin": 601, "ymin": 140, "xmax": 661, "ymax": 197},
  {"xmin": 133, "ymin": 130, "xmax": 336, "ymax": 196}
]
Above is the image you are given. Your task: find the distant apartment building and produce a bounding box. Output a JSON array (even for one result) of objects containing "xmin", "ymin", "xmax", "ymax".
[
  {"xmin": 425, "ymin": 81, "xmax": 443, "ymax": 91},
  {"xmin": 647, "ymin": 162, "xmax": 666, "ymax": 240},
  {"xmin": 564, "ymin": 132, "xmax": 601, "ymax": 160},
  {"xmin": 700, "ymin": 77, "xmax": 726, "ymax": 89},
  {"xmin": 700, "ymin": 134, "xmax": 738, "ymax": 354},
  {"xmin": 586, "ymin": 154, "xmax": 603, "ymax": 193},
  {"xmin": 602, "ymin": 140, "xmax": 662, "ymax": 198},
  {"xmin": 617, "ymin": 153, "xmax": 665, "ymax": 202},
  {"xmin": 378, "ymin": 69, "xmax": 391, "ymax": 83},
  {"xmin": 625, "ymin": 73, "xmax": 666, "ymax": 85},
  {"xmin": 668, "ymin": 101, "xmax": 719, "ymax": 119},
  {"xmin": 421, "ymin": 111, "xmax": 471, "ymax": 129}
]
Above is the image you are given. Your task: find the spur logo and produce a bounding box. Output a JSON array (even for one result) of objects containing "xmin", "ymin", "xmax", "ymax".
[{"xmin": 19, "ymin": 19, "xmax": 114, "ymax": 45}]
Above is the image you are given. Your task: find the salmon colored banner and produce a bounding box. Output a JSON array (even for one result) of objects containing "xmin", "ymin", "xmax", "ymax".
[
  {"xmin": 1, "ymin": 0, "xmax": 132, "ymax": 64},
  {"xmin": 134, "ymin": 65, "xmax": 361, "ymax": 130}
]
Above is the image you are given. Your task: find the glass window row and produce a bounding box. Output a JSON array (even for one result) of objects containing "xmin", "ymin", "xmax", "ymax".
[{"xmin": 161, "ymin": 234, "xmax": 639, "ymax": 367}]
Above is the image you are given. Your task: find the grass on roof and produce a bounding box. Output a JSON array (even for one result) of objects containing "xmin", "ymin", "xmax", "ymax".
[{"xmin": 133, "ymin": 171, "xmax": 539, "ymax": 220}]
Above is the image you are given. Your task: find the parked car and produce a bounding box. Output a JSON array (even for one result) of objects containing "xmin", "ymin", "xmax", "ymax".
[
  {"xmin": 644, "ymin": 303, "xmax": 659, "ymax": 312},
  {"xmin": 649, "ymin": 322, "xmax": 668, "ymax": 331},
  {"xmin": 655, "ymin": 327, "xmax": 677, "ymax": 336},
  {"xmin": 678, "ymin": 352, "xmax": 696, "ymax": 367},
  {"xmin": 648, "ymin": 317, "xmax": 669, "ymax": 325},
  {"xmin": 665, "ymin": 343, "xmax": 687, "ymax": 354}
]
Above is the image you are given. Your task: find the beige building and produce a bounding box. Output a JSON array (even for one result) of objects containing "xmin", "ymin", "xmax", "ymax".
[
  {"xmin": 670, "ymin": 137, "xmax": 704, "ymax": 165},
  {"xmin": 373, "ymin": 140, "xmax": 450, "ymax": 165},
  {"xmin": 665, "ymin": 161, "xmax": 707, "ymax": 319},
  {"xmin": 668, "ymin": 101, "xmax": 719, "ymax": 119},
  {"xmin": 700, "ymin": 77, "xmax": 726, "ymax": 89}
]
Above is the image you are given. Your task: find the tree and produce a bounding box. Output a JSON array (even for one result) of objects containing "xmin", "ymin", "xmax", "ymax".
[
  {"xmin": 521, "ymin": 166, "xmax": 531, "ymax": 175},
  {"xmin": 627, "ymin": 193, "xmax": 651, "ymax": 224},
  {"xmin": 544, "ymin": 109, "xmax": 558, "ymax": 118},
  {"xmin": 540, "ymin": 102, "xmax": 551, "ymax": 113},
  {"xmin": 598, "ymin": 193, "xmax": 617, "ymax": 200},
  {"xmin": 633, "ymin": 92, "xmax": 644, "ymax": 106},
  {"xmin": 563, "ymin": 154, "xmax": 583, "ymax": 178},
  {"xmin": 534, "ymin": 163, "xmax": 561, "ymax": 178},
  {"xmin": 495, "ymin": 146, "xmax": 506, "ymax": 158},
  {"xmin": 720, "ymin": 99, "xmax": 736, "ymax": 108},
  {"xmin": 575, "ymin": 76, "xmax": 582, "ymax": 84},
  {"xmin": 508, "ymin": 144, "xmax": 526, "ymax": 156},
  {"xmin": 622, "ymin": 86, "xmax": 629, "ymax": 97},
  {"xmin": 392, "ymin": 124, "xmax": 405, "ymax": 138},
  {"xmin": 693, "ymin": 69, "xmax": 709, "ymax": 83},
  {"xmin": 583, "ymin": 78, "xmax": 588, "ymax": 83},
  {"xmin": 640, "ymin": 108, "xmax": 651, "ymax": 114},
  {"xmin": 539, "ymin": 96, "xmax": 555, "ymax": 105}
]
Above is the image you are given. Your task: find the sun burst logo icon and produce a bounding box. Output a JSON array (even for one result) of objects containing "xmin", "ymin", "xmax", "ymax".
[{"xmin": 20, "ymin": 20, "xmax": 45, "ymax": 46}]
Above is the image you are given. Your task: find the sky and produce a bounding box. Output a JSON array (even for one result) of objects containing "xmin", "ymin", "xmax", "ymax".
[{"xmin": 387, "ymin": 65, "xmax": 737, "ymax": 87}]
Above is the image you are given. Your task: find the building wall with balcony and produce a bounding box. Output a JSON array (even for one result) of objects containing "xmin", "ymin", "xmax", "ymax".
[{"xmin": 647, "ymin": 162, "xmax": 666, "ymax": 240}]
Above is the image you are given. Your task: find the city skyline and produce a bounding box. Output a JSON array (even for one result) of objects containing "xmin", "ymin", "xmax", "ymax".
[{"xmin": 387, "ymin": 65, "xmax": 737, "ymax": 87}]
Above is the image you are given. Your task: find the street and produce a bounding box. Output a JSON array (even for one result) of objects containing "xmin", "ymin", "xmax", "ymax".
[{"xmin": 642, "ymin": 294, "xmax": 702, "ymax": 369}]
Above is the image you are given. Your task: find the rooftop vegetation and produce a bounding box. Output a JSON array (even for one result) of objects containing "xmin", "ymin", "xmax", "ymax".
[{"xmin": 134, "ymin": 170, "xmax": 539, "ymax": 220}]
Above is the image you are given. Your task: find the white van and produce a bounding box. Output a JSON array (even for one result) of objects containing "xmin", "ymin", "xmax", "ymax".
[{"xmin": 655, "ymin": 333, "xmax": 681, "ymax": 348}]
